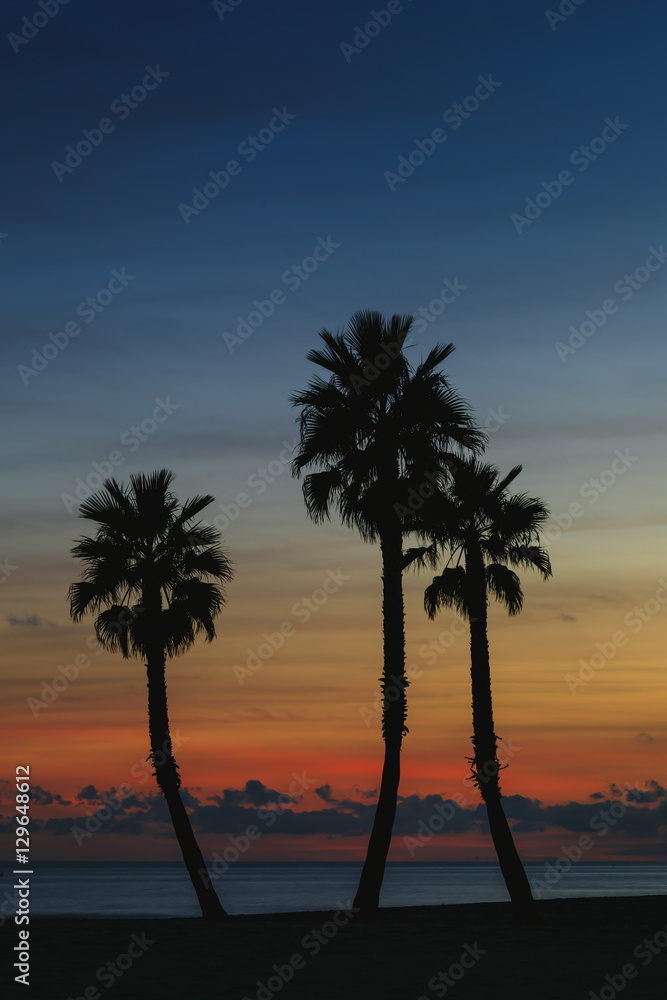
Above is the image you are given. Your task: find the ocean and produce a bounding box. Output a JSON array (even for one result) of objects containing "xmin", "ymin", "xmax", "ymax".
[{"xmin": 1, "ymin": 862, "xmax": 665, "ymax": 918}]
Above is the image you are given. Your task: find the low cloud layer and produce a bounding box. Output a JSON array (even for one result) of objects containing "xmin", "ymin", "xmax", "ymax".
[{"xmin": 1, "ymin": 779, "xmax": 666, "ymax": 850}]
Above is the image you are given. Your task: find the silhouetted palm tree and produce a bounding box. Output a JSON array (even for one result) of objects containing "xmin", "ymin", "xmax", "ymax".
[
  {"xmin": 423, "ymin": 458, "xmax": 551, "ymax": 922},
  {"xmin": 291, "ymin": 311, "xmax": 484, "ymax": 915},
  {"xmin": 67, "ymin": 470, "xmax": 232, "ymax": 920}
]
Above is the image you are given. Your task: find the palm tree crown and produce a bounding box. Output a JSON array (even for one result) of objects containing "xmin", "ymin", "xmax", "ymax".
[
  {"xmin": 68, "ymin": 469, "xmax": 233, "ymax": 666},
  {"xmin": 424, "ymin": 458, "xmax": 551, "ymax": 621},
  {"xmin": 291, "ymin": 310, "xmax": 486, "ymax": 539}
]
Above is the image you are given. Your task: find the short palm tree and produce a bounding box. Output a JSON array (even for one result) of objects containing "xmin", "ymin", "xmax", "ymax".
[
  {"xmin": 291, "ymin": 311, "xmax": 484, "ymax": 915},
  {"xmin": 67, "ymin": 470, "xmax": 232, "ymax": 920},
  {"xmin": 423, "ymin": 458, "xmax": 551, "ymax": 923}
]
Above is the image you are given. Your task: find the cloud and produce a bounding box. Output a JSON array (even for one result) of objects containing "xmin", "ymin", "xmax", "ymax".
[
  {"xmin": 4, "ymin": 779, "xmax": 667, "ymax": 847},
  {"xmin": 76, "ymin": 785, "xmax": 100, "ymax": 802},
  {"xmin": 635, "ymin": 732, "xmax": 655, "ymax": 743},
  {"xmin": 180, "ymin": 788, "xmax": 201, "ymax": 808},
  {"xmin": 212, "ymin": 780, "xmax": 292, "ymax": 808},
  {"xmin": 498, "ymin": 795, "xmax": 548, "ymax": 834},
  {"xmin": 560, "ymin": 614, "xmax": 576, "ymax": 622},
  {"xmin": 629, "ymin": 780, "xmax": 665, "ymax": 804},
  {"xmin": 186, "ymin": 790, "xmax": 478, "ymax": 839},
  {"xmin": 6, "ymin": 614, "xmax": 55, "ymax": 628},
  {"xmin": 354, "ymin": 786, "xmax": 379, "ymax": 800},
  {"xmin": 502, "ymin": 784, "xmax": 667, "ymax": 838},
  {"xmin": 30, "ymin": 785, "xmax": 71, "ymax": 806},
  {"xmin": 1, "ymin": 780, "xmax": 70, "ymax": 807}
]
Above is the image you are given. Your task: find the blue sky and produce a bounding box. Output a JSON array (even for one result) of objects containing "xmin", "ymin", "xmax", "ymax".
[{"xmin": 3, "ymin": 0, "xmax": 666, "ymax": 577}]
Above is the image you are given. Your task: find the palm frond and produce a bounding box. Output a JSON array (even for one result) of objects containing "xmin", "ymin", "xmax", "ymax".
[
  {"xmin": 301, "ymin": 469, "xmax": 342, "ymax": 522},
  {"xmin": 77, "ymin": 479, "xmax": 132, "ymax": 531},
  {"xmin": 507, "ymin": 544, "xmax": 552, "ymax": 579},
  {"xmin": 485, "ymin": 564, "xmax": 523, "ymax": 615},
  {"xmin": 494, "ymin": 465, "xmax": 523, "ymax": 495},
  {"xmin": 402, "ymin": 544, "xmax": 440, "ymax": 572},
  {"xmin": 415, "ymin": 342, "xmax": 455, "ymax": 377},
  {"xmin": 175, "ymin": 494, "xmax": 215, "ymax": 525},
  {"xmin": 424, "ymin": 566, "xmax": 468, "ymax": 619},
  {"xmin": 68, "ymin": 580, "xmax": 104, "ymax": 621},
  {"xmin": 94, "ymin": 605, "xmax": 135, "ymax": 656}
]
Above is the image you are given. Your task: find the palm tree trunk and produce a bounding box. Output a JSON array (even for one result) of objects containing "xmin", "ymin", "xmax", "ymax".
[
  {"xmin": 353, "ymin": 522, "xmax": 407, "ymax": 916},
  {"xmin": 467, "ymin": 559, "xmax": 538, "ymax": 924},
  {"xmin": 146, "ymin": 654, "xmax": 227, "ymax": 919}
]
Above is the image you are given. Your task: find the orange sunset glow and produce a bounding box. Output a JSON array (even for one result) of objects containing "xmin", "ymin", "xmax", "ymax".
[{"xmin": 4, "ymin": 470, "xmax": 666, "ymax": 865}]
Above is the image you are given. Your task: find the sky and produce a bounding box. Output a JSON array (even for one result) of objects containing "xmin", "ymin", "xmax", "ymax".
[{"xmin": 1, "ymin": 0, "xmax": 667, "ymax": 869}]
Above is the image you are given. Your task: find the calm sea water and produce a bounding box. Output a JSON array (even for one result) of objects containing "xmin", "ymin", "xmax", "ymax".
[{"xmin": 1, "ymin": 863, "xmax": 665, "ymax": 918}]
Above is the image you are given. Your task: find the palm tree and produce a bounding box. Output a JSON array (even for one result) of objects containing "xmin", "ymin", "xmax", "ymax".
[
  {"xmin": 422, "ymin": 458, "xmax": 551, "ymax": 923},
  {"xmin": 67, "ymin": 469, "xmax": 232, "ymax": 920},
  {"xmin": 290, "ymin": 311, "xmax": 484, "ymax": 915}
]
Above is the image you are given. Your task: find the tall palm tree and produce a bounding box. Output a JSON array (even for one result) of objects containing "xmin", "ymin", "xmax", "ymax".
[
  {"xmin": 67, "ymin": 469, "xmax": 232, "ymax": 920},
  {"xmin": 290, "ymin": 311, "xmax": 484, "ymax": 915},
  {"xmin": 422, "ymin": 458, "xmax": 551, "ymax": 923}
]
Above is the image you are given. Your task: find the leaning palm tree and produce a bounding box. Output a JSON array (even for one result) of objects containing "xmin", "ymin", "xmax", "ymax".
[
  {"xmin": 291, "ymin": 311, "xmax": 484, "ymax": 915},
  {"xmin": 67, "ymin": 469, "xmax": 232, "ymax": 920},
  {"xmin": 422, "ymin": 458, "xmax": 551, "ymax": 923}
]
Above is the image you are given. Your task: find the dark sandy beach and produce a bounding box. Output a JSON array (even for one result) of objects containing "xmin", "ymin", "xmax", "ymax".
[{"xmin": 4, "ymin": 896, "xmax": 667, "ymax": 1000}]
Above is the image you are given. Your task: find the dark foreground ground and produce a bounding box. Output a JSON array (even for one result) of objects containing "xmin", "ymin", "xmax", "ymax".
[{"xmin": 2, "ymin": 896, "xmax": 667, "ymax": 1000}]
